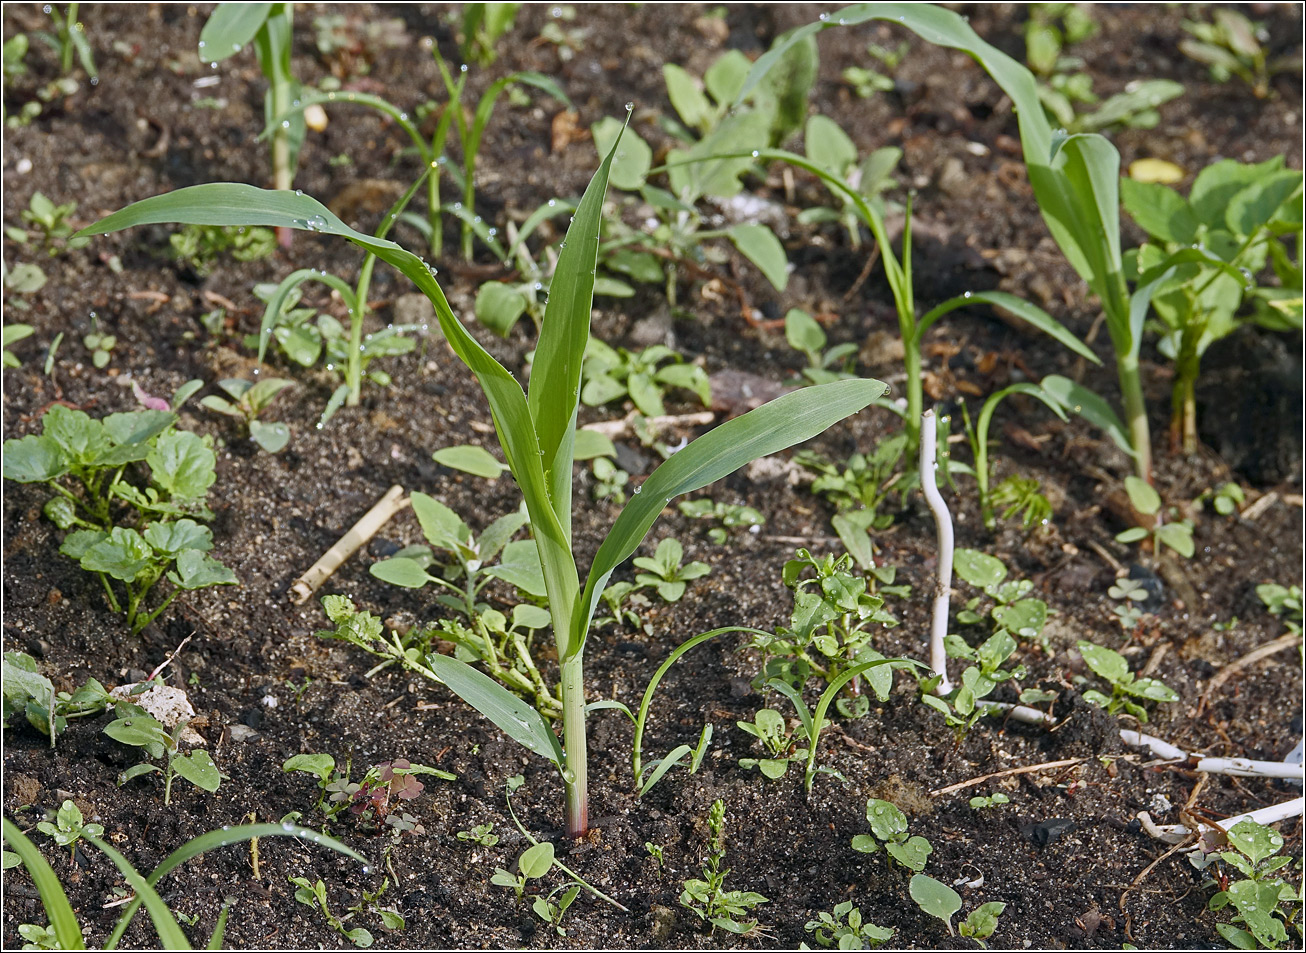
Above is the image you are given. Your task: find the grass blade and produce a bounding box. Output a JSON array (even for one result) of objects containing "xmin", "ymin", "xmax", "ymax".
[
  {"xmin": 101, "ymin": 823, "xmax": 367, "ymax": 950},
  {"xmin": 914, "ymin": 290, "xmax": 1100, "ymax": 363},
  {"xmin": 1, "ymin": 818, "xmax": 87, "ymax": 950},
  {"xmin": 83, "ymin": 833, "xmax": 192, "ymax": 950},
  {"xmin": 577, "ymin": 377, "xmax": 887, "ymax": 647}
]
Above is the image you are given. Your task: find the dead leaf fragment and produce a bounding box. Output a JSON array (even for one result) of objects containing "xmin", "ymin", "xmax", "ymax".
[{"xmin": 551, "ymin": 110, "xmax": 585, "ymax": 153}]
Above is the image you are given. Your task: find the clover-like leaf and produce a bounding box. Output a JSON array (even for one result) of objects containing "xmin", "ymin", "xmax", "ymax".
[{"xmin": 166, "ymin": 549, "xmax": 238, "ymax": 590}]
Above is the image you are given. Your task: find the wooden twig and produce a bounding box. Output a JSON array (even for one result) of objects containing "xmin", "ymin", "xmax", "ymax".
[
  {"xmin": 290, "ymin": 486, "xmax": 410, "ymax": 605},
  {"xmin": 931, "ymin": 757, "xmax": 1087, "ymax": 797},
  {"xmin": 1197, "ymin": 632, "xmax": 1302, "ymax": 714},
  {"xmin": 1241, "ymin": 490, "xmax": 1279, "ymax": 521},
  {"xmin": 581, "ymin": 411, "xmax": 715, "ymax": 440},
  {"xmin": 146, "ymin": 634, "xmax": 193, "ymax": 682}
]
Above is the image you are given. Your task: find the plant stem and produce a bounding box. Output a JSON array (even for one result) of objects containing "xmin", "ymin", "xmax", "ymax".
[
  {"xmin": 1116, "ymin": 351, "xmax": 1152, "ymax": 482},
  {"xmin": 558, "ymin": 652, "xmax": 588, "ymax": 838}
]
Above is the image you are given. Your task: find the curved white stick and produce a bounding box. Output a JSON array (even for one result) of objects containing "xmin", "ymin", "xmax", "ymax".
[{"xmin": 920, "ymin": 410, "xmax": 953, "ymax": 694}]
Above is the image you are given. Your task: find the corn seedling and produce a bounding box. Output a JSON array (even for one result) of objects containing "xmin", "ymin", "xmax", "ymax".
[
  {"xmin": 3, "ymin": 816, "xmax": 364, "ymax": 951},
  {"xmin": 35, "ymin": 3, "xmax": 95, "ymax": 79},
  {"xmin": 200, "ymin": 3, "xmax": 302, "ymax": 246},
  {"xmin": 76, "ymin": 119, "xmax": 895, "ymax": 836}
]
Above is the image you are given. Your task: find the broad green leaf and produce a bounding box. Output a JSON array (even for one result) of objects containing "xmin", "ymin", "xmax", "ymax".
[
  {"xmin": 1041, "ymin": 375, "xmax": 1136, "ymax": 459},
  {"xmin": 1120, "ymin": 178, "xmax": 1198, "ymax": 245},
  {"xmin": 1226, "ymin": 820, "xmax": 1285, "ymax": 865},
  {"xmin": 369, "ymin": 557, "xmax": 431, "ymax": 589},
  {"xmin": 104, "ymin": 713, "xmax": 171, "ymax": 749},
  {"xmin": 410, "ymin": 492, "xmax": 472, "ymax": 552},
  {"xmin": 44, "ymin": 405, "xmax": 110, "ymax": 468},
  {"xmin": 283, "ymin": 753, "xmax": 335, "ymax": 781},
  {"xmin": 909, "ymin": 874, "xmax": 962, "ymax": 935},
  {"xmin": 704, "ymin": 50, "xmax": 750, "ymax": 107},
  {"xmin": 512, "ymin": 604, "xmax": 552, "ymax": 630},
  {"xmin": 785, "ymin": 308, "xmax": 826, "ymax": 355},
  {"xmin": 477, "ymin": 505, "xmax": 529, "ymax": 563},
  {"xmin": 727, "ymin": 224, "xmax": 788, "ymax": 291},
  {"xmin": 805, "ymin": 114, "xmax": 857, "ymax": 174},
  {"xmin": 668, "ymin": 110, "xmax": 769, "ymax": 201},
  {"xmin": 172, "ymin": 750, "xmax": 222, "ymax": 792},
  {"xmin": 425, "ymin": 653, "xmax": 565, "ymax": 767},
  {"xmin": 1123, "ymin": 475, "xmax": 1160, "ymax": 516},
  {"xmin": 474, "ymin": 281, "xmax": 530, "ymax": 337},
  {"xmin": 59, "ymin": 529, "xmax": 107, "ymax": 561},
  {"xmin": 248, "ymin": 420, "xmax": 290, "ymax": 454},
  {"xmin": 432, "ymin": 444, "xmax": 508, "ymax": 479},
  {"xmin": 1227, "ymin": 169, "xmax": 1303, "ymax": 237},
  {"xmin": 953, "ymin": 549, "xmax": 1006, "ymax": 590},
  {"xmin": 1154, "ymin": 523, "xmax": 1195, "ymax": 559},
  {"xmin": 572, "ymin": 429, "xmax": 615, "ymax": 461},
  {"xmin": 886, "ymin": 835, "xmax": 932, "ymax": 871},
  {"xmin": 518, "ymin": 841, "xmax": 555, "ymax": 879},
  {"xmin": 198, "ymin": 3, "xmax": 272, "ymax": 62},
  {"xmin": 82, "ymin": 528, "xmax": 153, "ymax": 582},
  {"xmin": 664, "ymin": 64, "xmax": 712, "ymax": 133},
  {"xmin": 103, "ymin": 410, "xmax": 177, "ymax": 448},
  {"xmin": 147, "ymin": 432, "xmax": 217, "ymax": 502},
  {"xmin": 167, "ymin": 550, "xmax": 238, "ymax": 590},
  {"xmin": 1190, "ymin": 156, "xmax": 1284, "ymax": 231},
  {"xmin": 578, "ymin": 377, "xmax": 886, "ymax": 650},
  {"xmin": 484, "ymin": 539, "xmax": 547, "ymax": 599},
  {"xmin": 592, "ymin": 117, "xmax": 651, "ymax": 192},
  {"xmin": 865, "ymin": 799, "xmax": 908, "ymax": 841},
  {"xmin": 1077, "ymin": 640, "xmax": 1130, "ymax": 685},
  {"xmin": 1, "ymin": 434, "xmax": 68, "ymax": 482},
  {"xmin": 143, "ymin": 519, "xmax": 213, "ymax": 557},
  {"xmin": 992, "ymin": 600, "xmax": 1047, "ymax": 639}
]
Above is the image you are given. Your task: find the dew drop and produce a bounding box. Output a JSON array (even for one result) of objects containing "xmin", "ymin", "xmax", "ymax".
[{"xmin": 633, "ymin": 485, "xmax": 642, "ymax": 494}]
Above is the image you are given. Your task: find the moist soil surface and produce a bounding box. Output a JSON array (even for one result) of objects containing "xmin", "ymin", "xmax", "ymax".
[{"xmin": 2, "ymin": 3, "xmax": 1303, "ymax": 950}]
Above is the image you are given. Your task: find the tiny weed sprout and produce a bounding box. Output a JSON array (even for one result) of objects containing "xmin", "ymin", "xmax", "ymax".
[
  {"xmin": 73, "ymin": 128, "xmax": 890, "ymax": 837},
  {"xmin": 289, "ymin": 876, "xmax": 376, "ymax": 947},
  {"xmin": 852, "ymin": 798, "xmax": 932, "ymax": 872},
  {"xmin": 1121, "ymin": 156, "xmax": 1303, "ymax": 454},
  {"xmin": 2, "ymin": 405, "xmax": 237, "ymax": 634},
  {"xmin": 36, "ymin": 800, "xmax": 103, "ymax": 860},
  {"xmin": 4, "ymin": 817, "xmax": 366, "ymax": 951},
  {"xmin": 1257, "ymin": 583, "xmax": 1303, "ymax": 636},
  {"xmin": 1201, "ymin": 819, "xmax": 1298, "ymax": 949},
  {"xmin": 105, "ymin": 708, "xmax": 224, "ymax": 806},
  {"xmin": 1108, "ymin": 575, "xmax": 1150, "ymax": 631},
  {"xmin": 804, "ymin": 900, "xmax": 895, "ymax": 949},
  {"xmin": 644, "ymin": 841, "xmax": 666, "ymax": 875},
  {"xmin": 968, "ymin": 793, "xmax": 1010, "ymax": 811},
  {"xmin": 200, "ymin": 377, "xmax": 295, "ymax": 453},
  {"xmin": 1115, "ymin": 476, "xmax": 1196, "ymax": 559},
  {"xmin": 168, "ymin": 223, "xmax": 276, "ymax": 275},
  {"xmin": 677, "ymin": 497, "xmax": 764, "ymax": 544},
  {"xmin": 1196, "ymin": 482, "xmax": 1246, "ymax": 517},
  {"xmin": 455, "ymin": 823, "xmax": 498, "ymax": 847},
  {"xmin": 38, "ymin": 3, "xmax": 96, "ymax": 79},
  {"xmin": 82, "ymin": 329, "xmax": 115, "ymax": 369},
  {"xmin": 737, "ymin": 708, "xmax": 809, "ymax": 780},
  {"xmin": 679, "ymin": 800, "xmax": 769, "ymax": 936},
  {"xmin": 20, "ymin": 191, "xmax": 88, "ymax": 255},
  {"xmin": 632, "ymin": 537, "xmax": 710, "ymax": 603},
  {"xmin": 1076, "ymin": 640, "xmax": 1178, "ymax": 722}
]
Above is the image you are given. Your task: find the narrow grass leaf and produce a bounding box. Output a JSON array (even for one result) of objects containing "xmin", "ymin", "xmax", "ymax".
[
  {"xmin": 82, "ymin": 834, "xmax": 192, "ymax": 950},
  {"xmin": 915, "ymin": 291, "xmax": 1099, "ymax": 363},
  {"xmin": 1, "ymin": 819, "xmax": 86, "ymax": 950}
]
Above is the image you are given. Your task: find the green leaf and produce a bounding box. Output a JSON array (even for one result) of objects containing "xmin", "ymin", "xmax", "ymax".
[
  {"xmin": 425, "ymin": 653, "xmax": 565, "ymax": 768},
  {"xmin": 864, "ymin": 799, "xmax": 908, "ymax": 841},
  {"xmin": 728, "ymin": 225, "xmax": 788, "ymax": 291},
  {"xmin": 102, "ymin": 411, "xmax": 177, "ymax": 450},
  {"xmin": 572, "ymin": 429, "xmax": 615, "ymax": 461},
  {"xmin": 909, "ymin": 874, "xmax": 962, "ymax": 936},
  {"xmin": 1154, "ymin": 522, "xmax": 1194, "ymax": 559},
  {"xmin": 474, "ymin": 282, "xmax": 530, "ymax": 337},
  {"xmin": 664, "ymin": 64, "xmax": 713, "ymax": 133},
  {"xmin": 915, "ymin": 291, "xmax": 1099, "ymax": 364},
  {"xmin": 805, "ymin": 114, "xmax": 857, "ymax": 174},
  {"xmin": 167, "ymin": 550, "xmax": 238, "ymax": 590},
  {"xmin": 172, "ymin": 750, "xmax": 222, "ymax": 792},
  {"xmin": 248, "ymin": 420, "xmax": 291, "ymax": 454},
  {"xmin": 1120, "ymin": 178, "xmax": 1198, "ymax": 245},
  {"xmin": 1190, "ymin": 156, "xmax": 1284, "ymax": 231},
  {"xmin": 785, "ymin": 308, "xmax": 826, "ymax": 357},
  {"xmin": 1226, "ymin": 820, "xmax": 1286, "ymax": 865},
  {"xmin": 283, "ymin": 753, "xmax": 336, "ymax": 781},
  {"xmin": 433, "ymin": 445, "xmax": 508, "ymax": 479},
  {"xmin": 886, "ymin": 835, "xmax": 932, "ymax": 872},
  {"xmin": 59, "ymin": 529, "xmax": 107, "ymax": 561},
  {"xmin": 369, "ymin": 557, "xmax": 432, "ymax": 589},
  {"xmin": 1077, "ymin": 640, "xmax": 1130, "ymax": 685},
  {"xmin": 410, "ymin": 492, "xmax": 471, "ymax": 552},
  {"xmin": 198, "ymin": 3, "xmax": 273, "ymax": 62},
  {"xmin": 44, "ymin": 405, "xmax": 110, "ymax": 468},
  {"xmin": 147, "ymin": 432, "xmax": 217, "ymax": 502},
  {"xmin": 518, "ymin": 841, "xmax": 555, "ymax": 879},
  {"xmin": 992, "ymin": 600, "xmax": 1047, "ymax": 639},
  {"xmin": 705, "ymin": 50, "xmax": 750, "ymax": 107},
  {"xmin": 592, "ymin": 117, "xmax": 651, "ymax": 192},
  {"xmin": 1041, "ymin": 375, "xmax": 1136, "ymax": 459},
  {"xmin": 104, "ymin": 714, "xmax": 170, "ymax": 750},
  {"xmin": 953, "ymin": 549, "xmax": 1007, "ymax": 590},
  {"xmin": 1123, "ymin": 475, "xmax": 1161, "ymax": 515},
  {"xmin": 484, "ymin": 540, "xmax": 547, "ymax": 598},
  {"xmin": 668, "ymin": 110, "xmax": 770, "ymax": 201},
  {"xmin": 1227, "ymin": 169, "xmax": 1304, "ymax": 237},
  {"xmin": 82, "ymin": 528, "xmax": 154, "ymax": 582},
  {"xmin": 143, "ymin": 520, "xmax": 213, "ymax": 558},
  {"xmin": 1, "ymin": 434, "xmax": 68, "ymax": 482}
]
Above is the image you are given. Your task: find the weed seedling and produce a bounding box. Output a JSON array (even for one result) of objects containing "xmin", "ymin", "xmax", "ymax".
[
  {"xmin": 78, "ymin": 120, "xmax": 888, "ymax": 839},
  {"xmin": 2, "ymin": 652, "xmax": 111, "ymax": 747},
  {"xmin": 677, "ymin": 498, "xmax": 764, "ymax": 544},
  {"xmin": 968, "ymin": 793, "xmax": 1010, "ymax": 811},
  {"xmin": 644, "ymin": 841, "xmax": 666, "ymax": 876},
  {"xmin": 785, "ymin": 308, "xmax": 858, "ymax": 385},
  {"xmin": 1115, "ymin": 476, "xmax": 1195, "ymax": 559},
  {"xmin": 909, "ymin": 874, "xmax": 1006, "ymax": 945},
  {"xmin": 952, "ymin": 548, "xmax": 1050, "ymax": 648},
  {"xmin": 580, "ymin": 341, "xmax": 711, "ymax": 418},
  {"xmin": 82, "ymin": 329, "xmax": 115, "ymax": 369},
  {"xmin": 736, "ymin": 708, "xmax": 809, "ymax": 780},
  {"xmin": 200, "ymin": 377, "xmax": 295, "ymax": 453},
  {"xmin": 36, "ymin": 800, "xmax": 103, "ymax": 861},
  {"xmin": 20, "ymin": 192, "xmax": 88, "ymax": 255},
  {"xmin": 288, "ymin": 876, "xmax": 375, "ymax": 947},
  {"xmin": 37, "ymin": 3, "xmax": 95, "ymax": 79},
  {"xmin": 805, "ymin": 900, "xmax": 894, "ymax": 949},
  {"xmin": 923, "ymin": 630, "xmax": 1025, "ymax": 741},
  {"xmin": 1257, "ymin": 583, "xmax": 1303, "ymax": 636},
  {"xmin": 168, "ymin": 224, "xmax": 276, "ymax": 275},
  {"xmin": 679, "ymin": 799, "xmax": 769, "ymax": 936},
  {"xmin": 1201, "ymin": 819, "xmax": 1299, "ymax": 949},
  {"xmin": 105, "ymin": 708, "xmax": 223, "ymax": 806},
  {"xmin": 456, "ymin": 823, "xmax": 498, "ymax": 847},
  {"xmin": 1076, "ymin": 640, "xmax": 1178, "ymax": 722},
  {"xmin": 1195, "ymin": 482, "xmax": 1245, "ymax": 517},
  {"xmin": 795, "ymin": 437, "xmax": 905, "ymax": 564},
  {"xmin": 1180, "ymin": 7, "xmax": 1293, "ymax": 99},
  {"xmin": 3, "ymin": 323, "xmax": 35, "ymax": 368},
  {"xmin": 1107, "ymin": 576, "xmax": 1149, "ymax": 632},
  {"xmin": 632, "ymin": 537, "xmax": 710, "ymax": 603},
  {"xmin": 797, "ymin": 115, "xmax": 901, "ymax": 251},
  {"xmin": 852, "ymin": 798, "xmax": 932, "ymax": 872}
]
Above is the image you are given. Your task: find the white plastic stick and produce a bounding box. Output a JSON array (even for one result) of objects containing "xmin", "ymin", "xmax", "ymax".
[{"xmin": 920, "ymin": 410, "xmax": 953, "ymax": 694}]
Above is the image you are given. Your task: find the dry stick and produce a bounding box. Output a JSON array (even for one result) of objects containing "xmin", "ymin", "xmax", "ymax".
[
  {"xmin": 1196, "ymin": 632, "xmax": 1302, "ymax": 714},
  {"xmin": 289, "ymin": 485, "xmax": 410, "ymax": 605},
  {"xmin": 145, "ymin": 633, "xmax": 193, "ymax": 682},
  {"xmin": 931, "ymin": 758, "xmax": 1087, "ymax": 797},
  {"xmin": 920, "ymin": 410, "xmax": 954, "ymax": 694},
  {"xmin": 1121, "ymin": 837, "xmax": 1191, "ymax": 944},
  {"xmin": 581, "ymin": 411, "xmax": 715, "ymax": 440}
]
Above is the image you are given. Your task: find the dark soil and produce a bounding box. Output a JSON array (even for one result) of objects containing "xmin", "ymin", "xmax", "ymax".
[{"xmin": 3, "ymin": 3, "xmax": 1303, "ymax": 950}]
